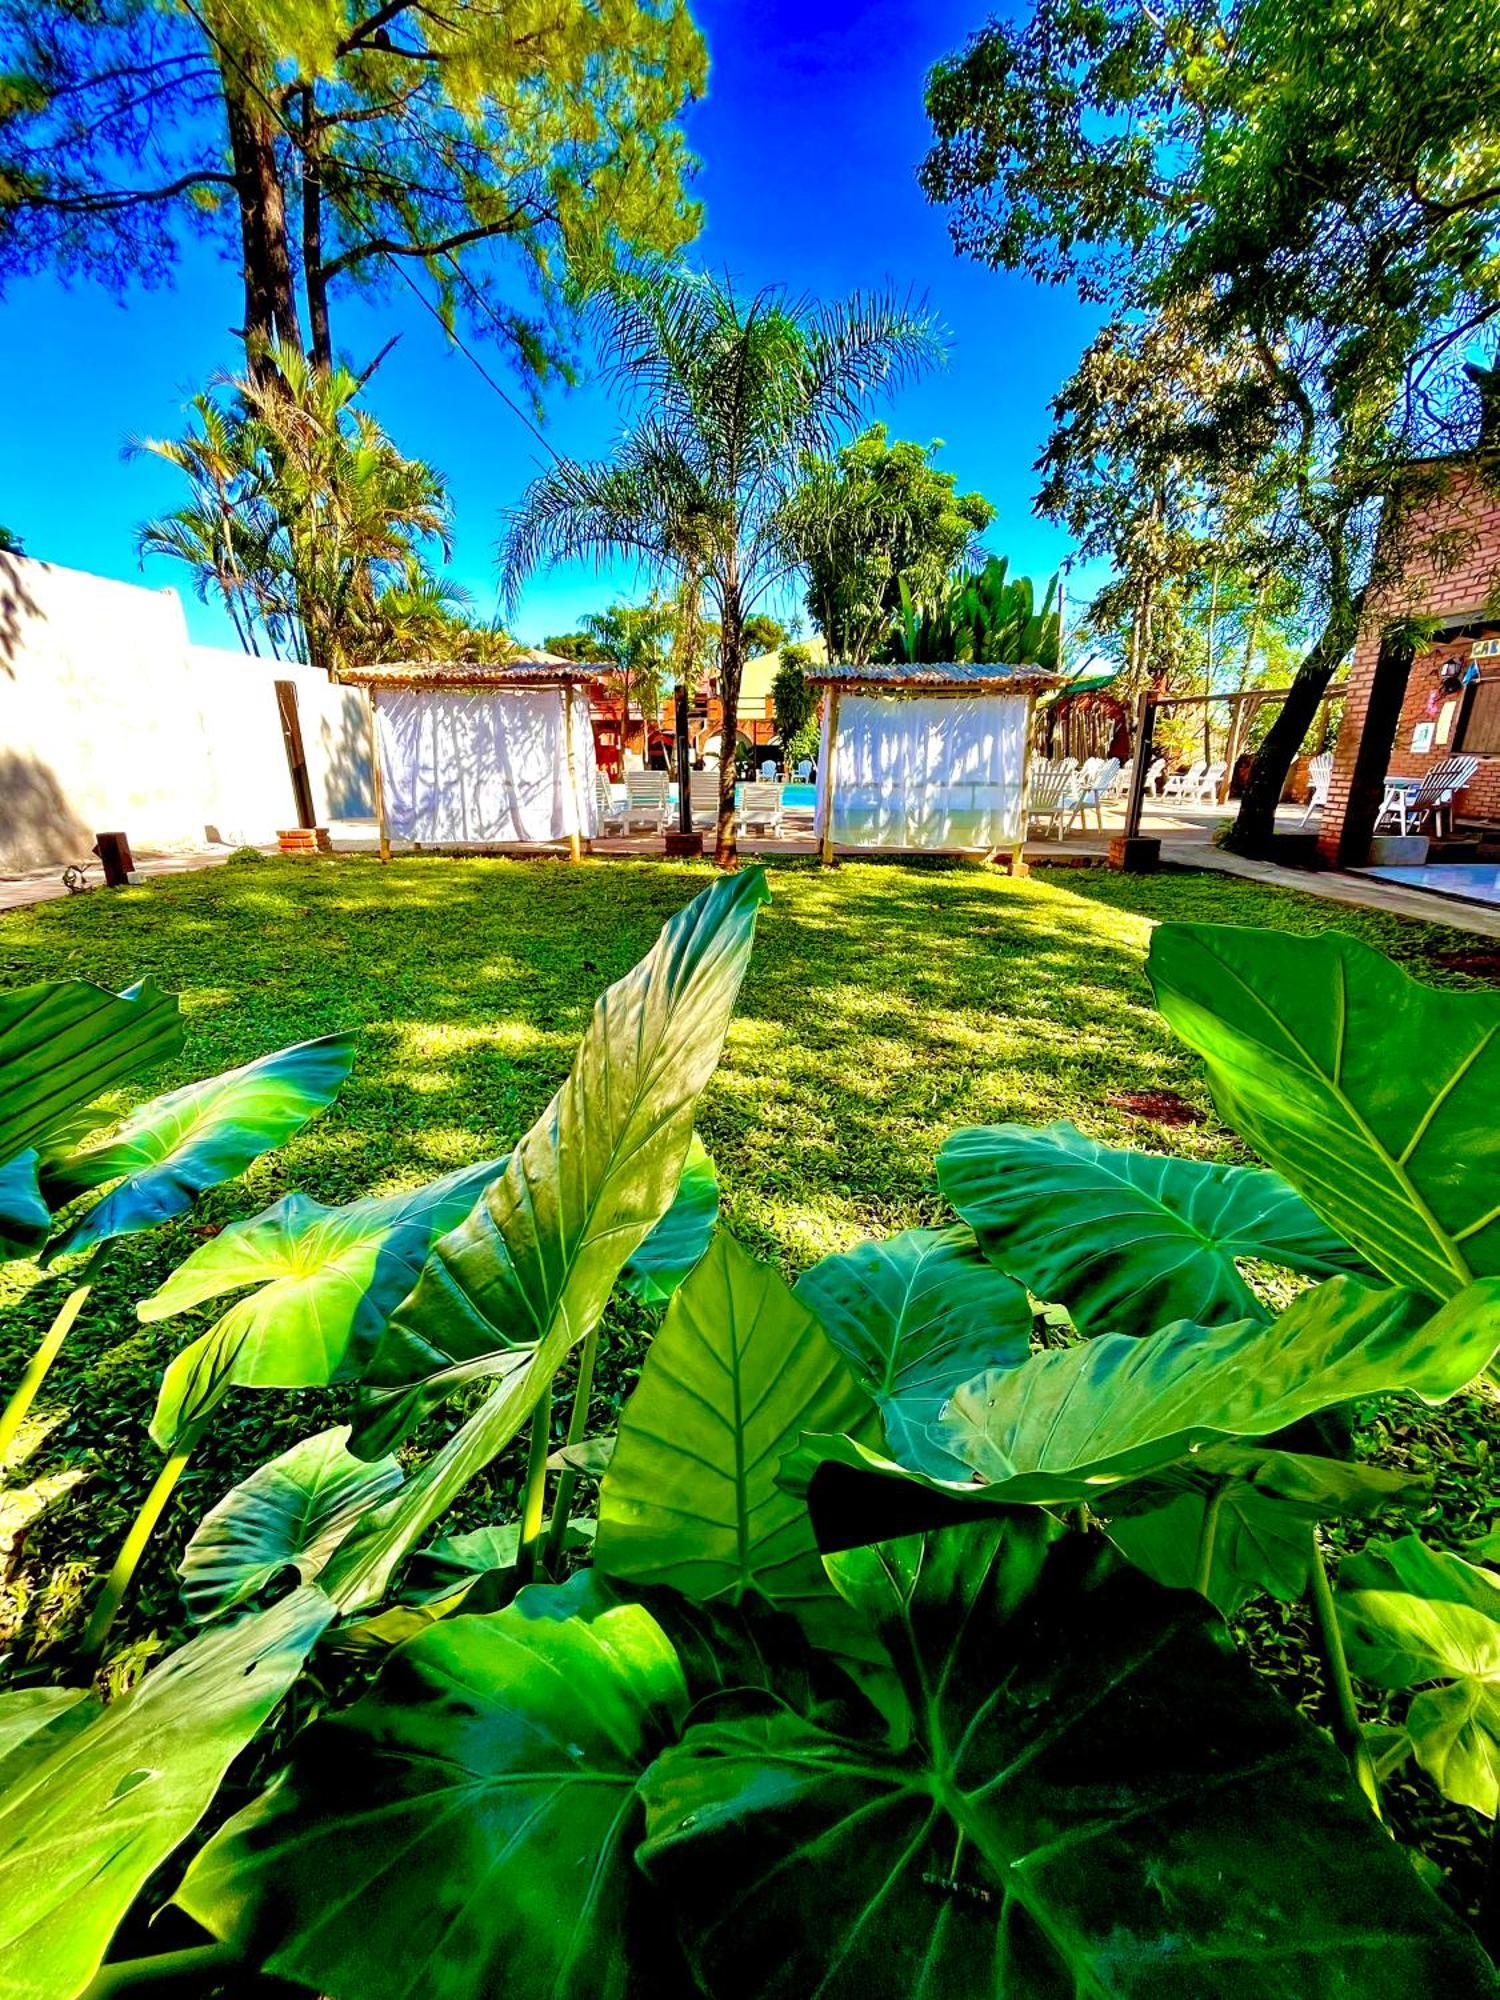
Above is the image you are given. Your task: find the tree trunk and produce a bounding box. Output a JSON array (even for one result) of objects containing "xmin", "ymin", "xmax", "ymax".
[
  {"xmin": 220, "ymin": 58, "xmax": 302, "ymax": 375},
  {"xmin": 715, "ymin": 585, "xmax": 743, "ymax": 867},
  {"xmin": 299, "ymin": 88, "xmax": 332, "ymax": 370},
  {"xmin": 1228, "ymin": 598, "xmax": 1359, "ymax": 853},
  {"xmin": 1332, "ymin": 627, "xmax": 1416, "ymax": 866}
]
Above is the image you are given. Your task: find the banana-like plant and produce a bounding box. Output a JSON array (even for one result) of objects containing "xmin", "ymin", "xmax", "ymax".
[
  {"xmin": 5, "ymin": 906, "xmax": 1500, "ymax": 1997},
  {"xmin": 894, "ymin": 555, "xmax": 1060, "ymax": 667}
]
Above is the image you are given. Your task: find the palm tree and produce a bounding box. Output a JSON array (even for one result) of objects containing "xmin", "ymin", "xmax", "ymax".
[
  {"xmin": 579, "ymin": 598, "xmax": 674, "ymax": 764},
  {"xmin": 136, "ymin": 342, "xmax": 453, "ymax": 677},
  {"xmin": 501, "ymin": 267, "xmax": 942, "ymax": 863}
]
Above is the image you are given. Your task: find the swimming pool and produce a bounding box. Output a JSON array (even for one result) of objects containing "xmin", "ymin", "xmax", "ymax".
[{"xmin": 1363, "ymin": 862, "xmax": 1500, "ymax": 908}]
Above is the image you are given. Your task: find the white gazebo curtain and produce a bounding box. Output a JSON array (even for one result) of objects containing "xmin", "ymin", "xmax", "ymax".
[
  {"xmin": 815, "ymin": 691, "xmax": 1029, "ymax": 851},
  {"xmin": 374, "ymin": 687, "xmax": 597, "ymax": 845}
]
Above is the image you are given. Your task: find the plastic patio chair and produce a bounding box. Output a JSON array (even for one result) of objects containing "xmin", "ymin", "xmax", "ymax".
[
  {"xmin": 737, "ymin": 782, "xmax": 784, "ymax": 836},
  {"xmin": 623, "ymin": 771, "xmax": 670, "ymax": 832},
  {"xmin": 1195, "ymin": 762, "xmax": 1227, "ymax": 802},
  {"xmin": 1297, "ymin": 753, "xmax": 1334, "ymax": 829},
  {"xmin": 594, "ymin": 773, "xmax": 627, "ymax": 835},
  {"xmin": 759, "ymin": 760, "xmax": 777, "ymax": 780},
  {"xmin": 795, "ymin": 759, "xmax": 814, "ymax": 782},
  {"xmin": 1161, "ymin": 761, "xmax": 1206, "ymax": 800},
  {"xmin": 1144, "ymin": 756, "xmax": 1166, "ymax": 797},
  {"xmin": 689, "ymin": 771, "xmax": 721, "ymax": 828},
  {"xmin": 1062, "ymin": 757, "xmax": 1122, "ymax": 834},
  {"xmin": 1026, "ymin": 764, "xmax": 1072, "ymax": 838},
  {"xmin": 1375, "ymin": 755, "xmax": 1479, "ymax": 837}
]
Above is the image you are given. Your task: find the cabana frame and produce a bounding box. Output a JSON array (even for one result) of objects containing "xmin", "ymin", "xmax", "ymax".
[
  {"xmin": 342, "ymin": 654, "xmax": 600, "ymax": 863},
  {"xmin": 807, "ymin": 661, "xmax": 1065, "ymax": 872}
]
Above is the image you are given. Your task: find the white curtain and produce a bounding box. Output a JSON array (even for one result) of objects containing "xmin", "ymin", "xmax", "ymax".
[
  {"xmin": 375, "ymin": 687, "xmax": 597, "ymax": 845},
  {"xmin": 815, "ymin": 691, "xmax": 1029, "ymax": 851}
]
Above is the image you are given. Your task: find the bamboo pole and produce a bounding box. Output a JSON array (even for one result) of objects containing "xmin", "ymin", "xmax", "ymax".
[
  {"xmin": 366, "ymin": 689, "xmax": 391, "ymax": 863},
  {"xmin": 817, "ymin": 689, "xmax": 840, "ymax": 866},
  {"xmin": 561, "ymin": 687, "xmax": 584, "ymax": 862}
]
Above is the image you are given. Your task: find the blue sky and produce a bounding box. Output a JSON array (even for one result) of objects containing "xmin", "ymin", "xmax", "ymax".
[{"xmin": 0, "ymin": 0, "xmax": 1107, "ymax": 652}]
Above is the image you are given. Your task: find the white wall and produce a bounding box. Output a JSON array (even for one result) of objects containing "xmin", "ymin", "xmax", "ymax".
[{"xmin": 0, "ymin": 554, "xmax": 373, "ymax": 869}]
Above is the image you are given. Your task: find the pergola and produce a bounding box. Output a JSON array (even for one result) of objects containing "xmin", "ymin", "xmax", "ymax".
[
  {"xmin": 342, "ymin": 654, "xmax": 600, "ymax": 862},
  {"xmin": 807, "ymin": 661, "xmax": 1064, "ymax": 872}
]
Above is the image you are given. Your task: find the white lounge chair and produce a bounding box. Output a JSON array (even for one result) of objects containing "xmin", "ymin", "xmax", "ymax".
[
  {"xmin": 737, "ymin": 782, "xmax": 784, "ymax": 835},
  {"xmin": 594, "ymin": 774, "xmax": 627, "ymax": 834},
  {"xmin": 1161, "ymin": 761, "xmax": 1206, "ymax": 801},
  {"xmin": 1026, "ymin": 765, "xmax": 1072, "ymax": 838},
  {"xmin": 623, "ymin": 771, "xmax": 670, "ymax": 832},
  {"xmin": 689, "ymin": 771, "xmax": 721, "ymax": 829},
  {"xmin": 1062, "ymin": 757, "xmax": 1122, "ymax": 834},
  {"xmin": 1375, "ymin": 754, "xmax": 1479, "ymax": 838},
  {"xmin": 1298, "ymin": 752, "xmax": 1334, "ymax": 828}
]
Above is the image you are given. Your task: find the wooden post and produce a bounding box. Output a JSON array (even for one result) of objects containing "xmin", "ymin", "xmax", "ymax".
[
  {"xmin": 366, "ymin": 688, "xmax": 391, "ymax": 863},
  {"xmin": 560, "ymin": 685, "xmax": 584, "ymax": 862},
  {"xmin": 1010, "ymin": 689, "xmax": 1036, "ymax": 877},
  {"xmin": 1122, "ymin": 691, "xmax": 1157, "ymax": 840},
  {"xmin": 817, "ymin": 687, "xmax": 841, "ymax": 866}
]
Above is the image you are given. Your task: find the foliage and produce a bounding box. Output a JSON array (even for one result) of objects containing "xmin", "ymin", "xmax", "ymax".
[
  {"xmin": 921, "ymin": 0, "xmax": 1500, "ymax": 847},
  {"xmin": 4, "ymin": 860, "xmax": 1500, "ymax": 1995},
  {"xmin": 135, "ymin": 345, "xmax": 461, "ymax": 675},
  {"xmin": 893, "ymin": 554, "xmax": 1059, "ymax": 667},
  {"xmin": 579, "ymin": 597, "xmax": 675, "ymax": 741},
  {"xmin": 500, "ymin": 265, "xmax": 941, "ymax": 862},
  {"xmin": 0, "ymin": 0, "xmax": 707, "ymax": 380},
  {"xmin": 780, "ymin": 424, "xmax": 993, "ymax": 665},
  {"xmin": 770, "ymin": 643, "xmax": 820, "ymax": 762},
  {"xmin": 740, "ymin": 613, "xmax": 789, "ymax": 655}
]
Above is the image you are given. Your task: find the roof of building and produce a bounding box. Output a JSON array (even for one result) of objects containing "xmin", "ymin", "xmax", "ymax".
[
  {"xmin": 805, "ymin": 660, "xmax": 1065, "ymax": 695},
  {"xmin": 341, "ymin": 651, "xmax": 597, "ymax": 691}
]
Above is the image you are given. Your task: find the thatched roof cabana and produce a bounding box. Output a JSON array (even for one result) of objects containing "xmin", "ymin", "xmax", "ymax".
[{"xmin": 806, "ymin": 660, "xmax": 1064, "ymax": 870}]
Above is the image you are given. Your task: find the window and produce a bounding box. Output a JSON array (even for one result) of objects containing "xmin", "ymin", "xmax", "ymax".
[{"xmin": 1458, "ymin": 673, "xmax": 1500, "ymax": 755}]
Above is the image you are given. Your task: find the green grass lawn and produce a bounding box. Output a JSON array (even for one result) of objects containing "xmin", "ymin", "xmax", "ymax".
[{"xmin": 2, "ymin": 852, "xmax": 1496, "ymax": 1906}]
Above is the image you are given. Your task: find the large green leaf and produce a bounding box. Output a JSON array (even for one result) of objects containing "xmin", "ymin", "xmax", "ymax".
[
  {"xmin": 794, "ymin": 1224, "xmax": 1031, "ymax": 1475},
  {"xmin": 323, "ymin": 869, "xmax": 769, "ymax": 1613},
  {"xmin": 139, "ymin": 1157, "xmax": 503, "ymax": 1373},
  {"xmin": 179, "ymin": 1427, "xmax": 404, "ymax": 1623},
  {"xmin": 0, "ymin": 1588, "xmax": 331, "ymax": 2000},
  {"xmin": 789, "ymin": 1278, "xmax": 1500, "ymax": 1520},
  {"xmin": 1148, "ymin": 924, "xmax": 1500, "ymax": 1300},
  {"xmin": 940, "ymin": 1277, "xmax": 1500, "ymax": 1506},
  {"xmin": 42, "ymin": 1032, "xmax": 358, "ymax": 1262},
  {"xmin": 1106, "ymin": 1444, "xmax": 1423, "ymax": 1615},
  {"xmin": 0, "ymin": 975, "xmax": 182, "ymax": 1168},
  {"xmin": 0, "ymin": 1153, "xmax": 48, "ymax": 1262},
  {"xmin": 177, "ymin": 1595, "xmax": 692, "ymax": 2000},
  {"xmin": 1338, "ymin": 1534, "xmax": 1500, "ymax": 1816},
  {"xmin": 636, "ymin": 1517, "xmax": 1495, "ymax": 1998},
  {"xmin": 595, "ymin": 1233, "xmax": 872, "ymax": 1620},
  {"xmin": 937, "ymin": 1120, "xmax": 1369, "ymax": 1337},
  {"xmin": 143, "ymin": 1160, "xmax": 504, "ymax": 1447},
  {"xmin": 618, "ymin": 1135, "xmax": 718, "ymax": 1305}
]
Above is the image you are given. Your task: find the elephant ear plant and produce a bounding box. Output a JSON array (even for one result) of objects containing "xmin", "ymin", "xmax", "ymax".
[{"xmin": 3, "ymin": 896, "xmax": 1500, "ymax": 1998}]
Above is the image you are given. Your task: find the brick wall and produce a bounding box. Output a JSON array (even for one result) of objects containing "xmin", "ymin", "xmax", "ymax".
[{"xmin": 1318, "ymin": 463, "xmax": 1500, "ymax": 860}]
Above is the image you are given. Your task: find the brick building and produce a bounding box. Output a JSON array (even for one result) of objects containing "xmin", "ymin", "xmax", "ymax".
[{"xmin": 1319, "ymin": 459, "xmax": 1500, "ymax": 863}]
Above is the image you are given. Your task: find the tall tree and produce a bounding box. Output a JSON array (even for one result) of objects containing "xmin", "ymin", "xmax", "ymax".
[
  {"xmin": 921, "ymin": 0, "xmax": 1500, "ymax": 849},
  {"xmin": 136, "ymin": 342, "xmax": 454, "ymax": 675},
  {"xmin": 781, "ymin": 424, "xmax": 993, "ymax": 665},
  {"xmin": 0, "ymin": 0, "xmax": 706, "ymax": 379},
  {"xmin": 500, "ymin": 266, "xmax": 940, "ymax": 865},
  {"xmin": 740, "ymin": 612, "xmax": 789, "ymax": 654}
]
